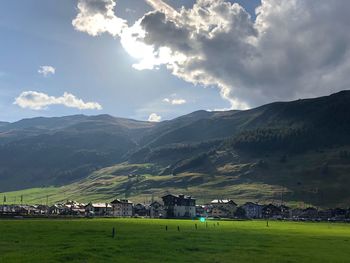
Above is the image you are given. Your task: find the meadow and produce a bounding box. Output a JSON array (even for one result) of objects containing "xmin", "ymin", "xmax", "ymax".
[{"xmin": 0, "ymin": 219, "xmax": 350, "ymax": 263}]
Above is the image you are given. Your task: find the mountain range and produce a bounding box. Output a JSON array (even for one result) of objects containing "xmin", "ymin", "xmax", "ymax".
[{"xmin": 1, "ymin": 91, "xmax": 350, "ymax": 207}]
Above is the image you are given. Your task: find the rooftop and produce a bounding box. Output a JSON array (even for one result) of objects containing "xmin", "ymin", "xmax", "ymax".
[
  {"xmin": 111, "ymin": 199, "xmax": 133, "ymax": 204},
  {"xmin": 162, "ymin": 194, "xmax": 196, "ymax": 200},
  {"xmin": 211, "ymin": 199, "xmax": 237, "ymax": 205},
  {"xmin": 88, "ymin": 203, "xmax": 112, "ymax": 208}
]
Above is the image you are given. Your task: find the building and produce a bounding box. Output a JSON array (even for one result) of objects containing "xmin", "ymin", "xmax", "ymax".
[
  {"xmin": 242, "ymin": 202, "xmax": 263, "ymax": 219},
  {"xmin": 210, "ymin": 199, "xmax": 237, "ymax": 218},
  {"xmin": 0, "ymin": 205, "xmax": 36, "ymax": 216},
  {"xmin": 15, "ymin": 205, "xmax": 34, "ymax": 215},
  {"xmin": 111, "ymin": 199, "xmax": 133, "ymax": 217},
  {"xmin": 85, "ymin": 203, "xmax": 112, "ymax": 216},
  {"xmin": 196, "ymin": 205, "xmax": 208, "ymax": 218},
  {"xmin": 149, "ymin": 201, "xmax": 164, "ymax": 218},
  {"xmin": 49, "ymin": 204, "xmax": 65, "ymax": 215},
  {"xmin": 133, "ymin": 203, "xmax": 148, "ymax": 217},
  {"xmin": 262, "ymin": 204, "xmax": 282, "ymax": 218},
  {"xmin": 50, "ymin": 201, "xmax": 86, "ymax": 216},
  {"xmin": 332, "ymin": 208, "xmax": 347, "ymax": 220},
  {"xmin": 280, "ymin": 205, "xmax": 290, "ymax": 219},
  {"xmin": 162, "ymin": 194, "xmax": 196, "ymax": 218},
  {"xmin": 302, "ymin": 207, "xmax": 318, "ymax": 219},
  {"xmin": 318, "ymin": 209, "xmax": 333, "ymax": 220},
  {"xmin": 70, "ymin": 206, "xmax": 86, "ymax": 216},
  {"xmin": 290, "ymin": 208, "xmax": 304, "ymax": 219}
]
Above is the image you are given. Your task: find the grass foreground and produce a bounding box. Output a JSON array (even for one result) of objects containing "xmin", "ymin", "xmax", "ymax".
[{"xmin": 0, "ymin": 219, "xmax": 350, "ymax": 263}]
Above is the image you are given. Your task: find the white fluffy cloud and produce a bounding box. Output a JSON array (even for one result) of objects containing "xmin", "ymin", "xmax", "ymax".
[
  {"xmin": 148, "ymin": 113, "xmax": 162, "ymax": 122},
  {"xmin": 163, "ymin": 98, "xmax": 186, "ymax": 105},
  {"xmin": 72, "ymin": 0, "xmax": 127, "ymax": 37},
  {"xmin": 73, "ymin": 0, "xmax": 350, "ymax": 109},
  {"xmin": 38, "ymin": 66, "xmax": 55, "ymax": 77},
  {"xmin": 14, "ymin": 91, "xmax": 102, "ymax": 110}
]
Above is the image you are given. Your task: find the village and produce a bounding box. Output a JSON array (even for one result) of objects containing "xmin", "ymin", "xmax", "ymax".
[{"xmin": 1, "ymin": 194, "xmax": 350, "ymax": 222}]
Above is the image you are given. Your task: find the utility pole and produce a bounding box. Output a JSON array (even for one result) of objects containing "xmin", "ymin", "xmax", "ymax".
[
  {"xmin": 2, "ymin": 195, "xmax": 5, "ymax": 213},
  {"xmin": 281, "ymin": 187, "xmax": 284, "ymax": 206}
]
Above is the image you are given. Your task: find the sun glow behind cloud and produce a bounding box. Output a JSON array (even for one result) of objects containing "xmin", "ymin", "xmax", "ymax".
[
  {"xmin": 72, "ymin": 0, "xmax": 350, "ymax": 112},
  {"xmin": 71, "ymin": 0, "xmax": 251, "ymax": 110},
  {"xmin": 119, "ymin": 22, "xmax": 163, "ymax": 70}
]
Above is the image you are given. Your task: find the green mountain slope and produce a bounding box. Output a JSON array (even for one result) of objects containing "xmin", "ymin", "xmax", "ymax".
[
  {"xmin": 1, "ymin": 91, "xmax": 350, "ymax": 206},
  {"xmin": 0, "ymin": 115, "xmax": 155, "ymax": 191},
  {"xmin": 3, "ymin": 147, "xmax": 350, "ymax": 207},
  {"xmin": 142, "ymin": 90, "xmax": 350, "ymax": 152}
]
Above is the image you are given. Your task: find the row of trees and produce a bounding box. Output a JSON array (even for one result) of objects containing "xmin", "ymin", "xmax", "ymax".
[{"xmin": 226, "ymin": 125, "xmax": 350, "ymax": 154}]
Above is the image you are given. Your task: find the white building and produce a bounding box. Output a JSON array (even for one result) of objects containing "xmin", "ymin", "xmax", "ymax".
[
  {"xmin": 210, "ymin": 199, "xmax": 237, "ymax": 218},
  {"xmin": 111, "ymin": 199, "xmax": 133, "ymax": 217},
  {"xmin": 162, "ymin": 194, "xmax": 196, "ymax": 218},
  {"xmin": 85, "ymin": 203, "xmax": 112, "ymax": 216}
]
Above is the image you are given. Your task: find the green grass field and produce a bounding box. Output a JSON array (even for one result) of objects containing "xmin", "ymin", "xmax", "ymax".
[{"xmin": 0, "ymin": 219, "xmax": 350, "ymax": 263}]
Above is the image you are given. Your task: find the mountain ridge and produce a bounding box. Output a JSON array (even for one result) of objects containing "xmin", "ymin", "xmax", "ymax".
[{"xmin": 1, "ymin": 90, "xmax": 350, "ymax": 206}]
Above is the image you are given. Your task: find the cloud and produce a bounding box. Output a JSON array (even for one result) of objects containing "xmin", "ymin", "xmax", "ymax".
[
  {"xmin": 163, "ymin": 98, "xmax": 186, "ymax": 105},
  {"xmin": 73, "ymin": 0, "xmax": 350, "ymax": 109},
  {"xmin": 148, "ymin": 113, "xmax": 162, "ymax": 122},
  {"xmin": 144, "ymin": 0, "xmax": 178, "ymax": 19},
  {"xmin": 14, "ymin": 91, "xmax": 102, "ymax": 110},
  {"xmin": 72, "ymin": 0, "xmax": 127, "ymax": 36},
  {"xmin": 38, "ymin": 66, "xmax": 55, "ymax": 77}
]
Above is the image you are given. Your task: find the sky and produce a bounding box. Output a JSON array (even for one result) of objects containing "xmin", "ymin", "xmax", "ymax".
[{"xmin": 1, "ymin": 0, "xmax": 349, "ymax": 122}]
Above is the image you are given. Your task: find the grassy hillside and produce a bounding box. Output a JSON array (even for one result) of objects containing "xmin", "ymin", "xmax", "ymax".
[
  {"xmin": 3, "ymin": 145, "xmax": 350, "ymax": 207},
  {"xmin": 0, "ymin": 163, "xmax": 279, "ymax": 205}
]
